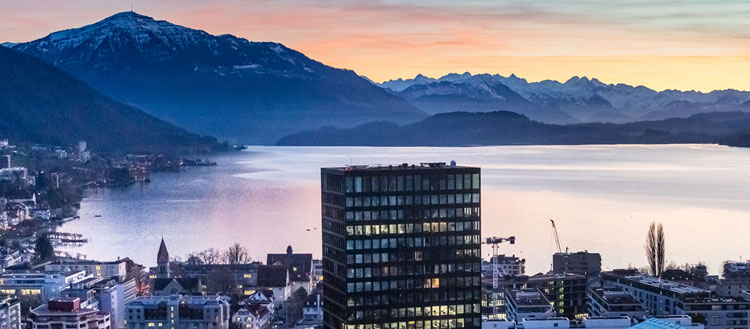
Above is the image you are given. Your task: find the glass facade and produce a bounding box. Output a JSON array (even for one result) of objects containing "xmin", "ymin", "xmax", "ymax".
[{"xmin": 321, "ymin": 164, "xmax": 482, "ymax": 329}]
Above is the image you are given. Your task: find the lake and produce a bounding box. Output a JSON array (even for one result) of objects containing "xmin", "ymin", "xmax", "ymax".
[{"xmin": 59, "ymin": 144, "xmax": 750, "ymax": 274}]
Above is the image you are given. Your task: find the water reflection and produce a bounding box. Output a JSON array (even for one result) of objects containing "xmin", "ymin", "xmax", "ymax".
[{"xmin": 61, "ymin": 144, "xmax": 750, "ymax": 274}]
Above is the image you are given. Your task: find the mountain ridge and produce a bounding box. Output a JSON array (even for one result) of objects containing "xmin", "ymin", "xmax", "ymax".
[
  {"xmin": 0, "ymin": 46, "xmax": 224, "ymax": 153},
  {"xmin": 378, "ymin": 73, "xmax": 750, "ymax": 124},
  {"xmin": 12, "ymin": 12, "xmax": 426, "ymax": 144},
  {"xmin": 276, "ymin": 110, "xmax": 750, "ymax": 147}
]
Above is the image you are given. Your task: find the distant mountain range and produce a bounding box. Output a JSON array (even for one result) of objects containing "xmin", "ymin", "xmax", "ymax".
[
  {"xmin": 6, "ymin": 11, "xmax": 750, "ymax": 148},
  {"xmin": 11, "ymin": 12, "xmax": 425, "ymax": 144},
  {"xmin": 277, "ymin": 111, "xmax": 750, "ymax": 146},
  {"xmin": 379, "ymin": 73, "xmax": 750, "ymax": 124},
  {"xmin": 0, "ymin": 46, "xmax": 224, "ymax": 153}
]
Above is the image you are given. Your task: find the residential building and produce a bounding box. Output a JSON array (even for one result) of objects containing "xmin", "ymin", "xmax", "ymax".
[
  {"xmin": 231, "ymin": 305, "xmax": 270, "ymax": 329},
  {"xmin": 313, "ymin": 259, "xmax": 323, "ymax": 283},
  {"xmin": 504, "ymin": 288, "xmax": 555, "ymax": 322},
  {"xmin": 482, "ymin": 255, "xmax": 525, "ymax": 277},
  {"xmin": 0, "ymin": 296, "xmax": 21, "ymax": 329},
  {"xmin": 588, "ymin": 287, "xmax": 647, "ymax": 321},
  {"xmin": 125, "ymin": 295, "xmax": 230, "ymax": 329},
  {"xmin": 526, "ymin": 272, "xmax": 588, "ymax": 320},
  {"xmin": 29, "ymin": 298, "xmax": 111, "ymax": 329},
  {"xmin": 180, "ymin": 263, "xmax": 260, "ymax": 296},
  {"xmin": 267, "ymin": 246, "xmax": 313, "ymax": 294},
  {"xmin": 255, "ymin": 265, "xmax": 289, "ymax": 301},
  {"xmin": 303, "ymin": 294, "xmax": 323, "ymax": 324},
  {"xmin": 61, "ymin": 277, "xmax": 137, "ymax": 329},
  {"xmin": 321, "ymin": 163, "xmax": 482, "ymax": 329},
  {"xmin": 553, "ymin": 251, "xmax": 602, "ymax": 278},
  {"xmin": 601, "ymin": 270, "xmax": 750, "ymax": 329},
  {"xmin": 45, "ymin": 258, "xmax": 129, "ymax": 281},
  {"xmin": 0, "ymin": 270, "xmax": 89, "ymax": 301}
]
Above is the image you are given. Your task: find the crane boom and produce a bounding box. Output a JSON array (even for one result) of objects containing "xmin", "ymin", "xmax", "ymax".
[{"xmin": 550, "ymin": 219, "xmax": 562, "ymax": 253}]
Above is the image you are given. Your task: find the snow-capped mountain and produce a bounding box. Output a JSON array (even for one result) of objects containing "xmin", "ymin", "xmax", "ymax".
[
  {"xmin": 380, "ymin": 73, "xmax": 750, "ymax": 123},
  {"xmin": 12, "ymin": 12, "xmax": 424, "ymax": 144}
]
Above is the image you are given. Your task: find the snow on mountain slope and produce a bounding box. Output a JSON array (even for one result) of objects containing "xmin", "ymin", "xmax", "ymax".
[
  {"xmin": 13, "ymin": 12, "xmax": 425, "ymax": 144},
  {"xmin": 380, "ymin": 72, "xmax": 750, "ymax": 122}
]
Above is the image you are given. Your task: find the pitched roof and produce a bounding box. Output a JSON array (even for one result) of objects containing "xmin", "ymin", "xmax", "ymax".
[
  {"xmin": 266, "ymin": 253, "xmax": 312, "ymax": 273},
  {"xmin": 157, "ymin": 238, "xmax": 169, "ymax": 263},
  {"xmin": 256, "ymin": 265, "xmax": 287, "ymax": 288},
  {"xmin": 152, "ymin": 278, "xmax": 200, "ymax": 292}
]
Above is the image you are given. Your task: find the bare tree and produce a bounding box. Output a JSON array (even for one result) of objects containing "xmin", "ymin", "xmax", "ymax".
[
  {"xmin": 656, "ymin": 223, "xmax": 666, "ymax": 276},
  {"xmin": 224, "ymin": 243, "xmax": 250, "ymax": 265},
  {"xmin": 645, "ymin": 222, "xmax": 666, "ymax": 277},
  {"xmin": 646, "ymin": 222, "xmax": 657, "ymax": 276},
  {"xmin": 198, "ymin": 248, "xmax": 224, "ymax": 265}
]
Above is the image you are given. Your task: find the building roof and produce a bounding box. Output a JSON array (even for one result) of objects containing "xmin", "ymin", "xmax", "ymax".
[
  {"xmin": 506, "ymin": 288, "xmax": 550, "ymax": 306},
  {"xmin": 157, "ymin": 238, "xmax": 169, "ymax": 263},
  {"xmin": 266, "ymin": 250, "xmax": 312, "ymax": 274},
  {"xmin": 256, "ymin": 265, "xmax": 287, "ymax": 288},
  {"xmin": 322, "ymin": 163, "xmax": 478, "ymax": 173},
  {"xmin": 152, "ymin": 278, "xmax": 200, "ymax": 292},
  {"xmin": 590, "ymin": 287, "xmax": 645, "ymax": 307}
]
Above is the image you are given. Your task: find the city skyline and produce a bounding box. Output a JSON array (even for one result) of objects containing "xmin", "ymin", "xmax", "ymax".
[{"xmin": 3, "ymin": 0, "xmax": 750, "ymax": 92}]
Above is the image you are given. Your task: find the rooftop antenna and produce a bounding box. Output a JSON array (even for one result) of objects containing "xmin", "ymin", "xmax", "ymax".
[{"xmin": 130, "ymin": 0, "xmax": 133, "ymax": 12}]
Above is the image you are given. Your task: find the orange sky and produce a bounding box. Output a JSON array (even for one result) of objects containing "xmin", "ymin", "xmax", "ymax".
[{"xmin": 3, "ymin": 0, "xmax": 750, "ymax": 91}]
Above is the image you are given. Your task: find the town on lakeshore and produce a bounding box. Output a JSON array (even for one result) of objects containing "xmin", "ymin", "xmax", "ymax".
[{"xmin": 0, "ymin": 157, "xmax": 747, "ymax": 329}]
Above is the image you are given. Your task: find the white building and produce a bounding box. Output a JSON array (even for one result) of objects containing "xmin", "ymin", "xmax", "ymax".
[
  {"xmin": 602, "ymin": 271, "xmax": 750, "ymax": 329},
  {"xmin": 231, "ymin": 305, "xmax": 271, "ymax": 329},
  {"xmin": 29, "ymin": 298, "xmax": 111, "ymax": 329},
  {"xmin": 483, "ymin": 255, "xmax": 525, "ymax": 277},
  {"xmin": 45, "ymin": 258, "xmax": 129, "ymax": 281},
  {"xmin": 125, "ymin": 295, "xmax": 230, "ymax": 329},
  {"xmin": 0, "ymin": 296, "xmax": 22, "ymax": 329},
  {"xmin": 0, "ymin": 270, "xmax": 90, "ymax": 301},
  {"xmin": 504, "ymin": 289, "xmax": 555, "ymax": 322}
]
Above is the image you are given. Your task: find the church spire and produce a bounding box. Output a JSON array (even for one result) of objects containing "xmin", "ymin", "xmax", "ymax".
[{"xmin": 157, "ymin": 238, "xmax": 170, "ymax": 263}]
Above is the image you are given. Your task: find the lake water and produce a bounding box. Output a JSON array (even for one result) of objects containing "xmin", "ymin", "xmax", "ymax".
[{"xmin": 59, "ymin": 145, "xmax": 750, "ymax": 274}]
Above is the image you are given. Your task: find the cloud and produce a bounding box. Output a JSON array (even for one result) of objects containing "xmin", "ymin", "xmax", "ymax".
[{"xmin": 1, "ymin": 0, "xmax": 749, "ymax": 91}]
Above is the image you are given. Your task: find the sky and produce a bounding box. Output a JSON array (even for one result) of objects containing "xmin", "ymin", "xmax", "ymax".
[{"xmin": 2, "ymin": 0, "xmax": 750, "ymax": 92}]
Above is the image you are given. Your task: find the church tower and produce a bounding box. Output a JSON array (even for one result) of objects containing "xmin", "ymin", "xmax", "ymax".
[{"xmin": 156, "ymin": 238, "xmax": 170, "ymax": 278}]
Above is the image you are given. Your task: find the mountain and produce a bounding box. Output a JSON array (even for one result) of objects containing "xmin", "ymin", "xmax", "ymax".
[
  {"xmin": 0, "ymin": 42, "xmax": 16, "ymax": 48},
  {"xmin": 12, "ymin": 12, "xmax": 425, "ymax": 144},
  {"xmin": 379, "ymin": 73, "xmax": 750, "ymax": 124},
  {"xmin": 276, "ymin": 111, "xmax": 750, "ymax": 146},
  {"xmin": 0, "ymin": 46, "xmax": 224, "ymax": 153}
]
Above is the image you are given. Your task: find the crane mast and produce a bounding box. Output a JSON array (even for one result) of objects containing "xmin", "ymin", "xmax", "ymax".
[{"xmin": 484, "ymin": 236, "xmax": 515, "ymax": 318}]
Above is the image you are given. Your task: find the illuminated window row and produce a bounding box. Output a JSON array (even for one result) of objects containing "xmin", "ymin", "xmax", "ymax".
[
  {"xmin": 347, "ymin": 263, "xmax": 481, "ymax": 278},
  {"xmin": 346, "ymin": 235, "xmax": 480, "ymax": 251},
  {"xmin": 345, "ymin": 277, "xmax": 481, "ymax": 293},
  {"xmin": 346, "ymin": 222, "xmax": 480, "ymax": 236},
  {"xmin": 346, "ymin": 207, "xmax": 480, "ymax": 222},
  {"xmin": 346, "ymin": 193, "xmax": 479, "ymax": 208}
]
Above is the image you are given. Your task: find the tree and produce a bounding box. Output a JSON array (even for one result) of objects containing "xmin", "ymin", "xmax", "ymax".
[
  {"xmin": 656, "ymin": 223, "xmax": 666, "ymax": 276},
  {"xmin": 186, "ymin": 254, "xmax": 204, "ymax": 265},
  {"xmin": 645, "ymin": 222, "xmax": 666, "ymax": 276},
  {"xmin": 224, "ymin": 243, "xmax": 250, "ymax": 265},
  {"xmin": 197, "ymin": 248, "xmax": 224, "ymax": 265},
  {"xmin": 287, "ymin": 287, "xmax": 309, "ymax": 324},
  {"xmin": 34, "ymin": 235, "xmax": 55, "ymax": 262}
]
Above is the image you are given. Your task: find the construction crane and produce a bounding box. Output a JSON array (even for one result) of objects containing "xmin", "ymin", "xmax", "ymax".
[
  {"xmin": 484, "ymin": 236, "xmax": 515, "ymax": 318},
  {"xmin": 549, "ymin": 219, "xmax": 562, "ymax": 253}
]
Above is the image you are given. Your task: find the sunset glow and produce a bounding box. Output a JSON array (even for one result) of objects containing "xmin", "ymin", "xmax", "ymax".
[{"xmin": 3, "ymin": 0, "xmax": 750, "ymax": 91}]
